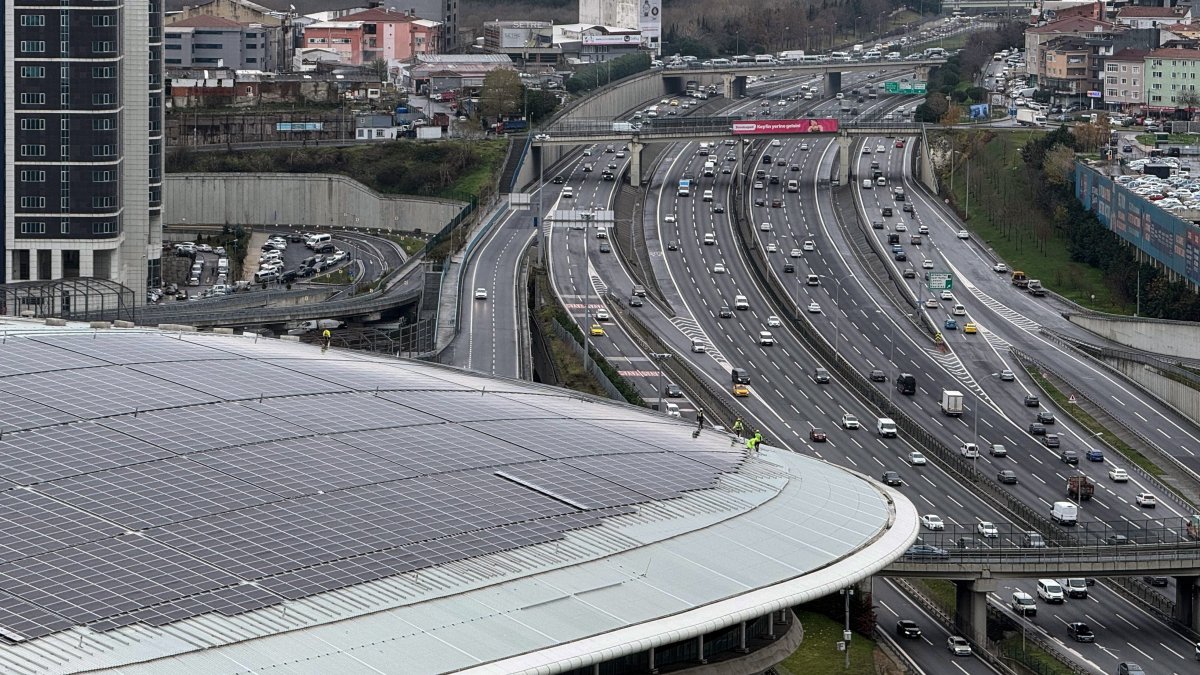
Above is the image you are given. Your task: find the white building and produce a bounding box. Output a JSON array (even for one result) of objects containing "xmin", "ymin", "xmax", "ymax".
[{"xmin": 578, "ymin": 0, "xmax": 660, "ymax": 52}]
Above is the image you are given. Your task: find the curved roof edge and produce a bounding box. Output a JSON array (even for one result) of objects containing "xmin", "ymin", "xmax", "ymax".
[{"xmin": 469, "ymin": 468, "xmax": 919, "ymax": 675}]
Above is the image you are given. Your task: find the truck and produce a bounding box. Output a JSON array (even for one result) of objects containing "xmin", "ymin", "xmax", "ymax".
[
  {"xmin": 940, "ymin": 389, "xmax": 964, "ymax": 416},
  {"xmin": 677, "ymin": 178, "xmax": 691, "ymax": 197},
  {"xmin": 1067, "ymin": 475, "xmax": 1094, "ymax": 501},
  {"xmin": 1016, "ymin": 109, "xmax": 1046, "ymax": 127},
  {"xmin": 491, "ymin": 118, "xmax": 526, "ymax": 133},
  {"xmin": 612, "ymin": 121, "xmax": 638, "ymax": 133},
  {"xmin": 1027, "ymin": 279, "xmax": 1046, "ymax": 296},
  {"xmin": 1011, "ymin": 270, "xmax": 1029, "ymax": 288},
  {"xmin": 1051, "ymin": 500, "xmax": 1078, "ymax": 525},
  {"xmin": 417, "ymin": 126, "xmax": 443, "ymax": 139},
  {"xmin": 852, "ymin": 44, "xmax": 864, "ymax": 54}
]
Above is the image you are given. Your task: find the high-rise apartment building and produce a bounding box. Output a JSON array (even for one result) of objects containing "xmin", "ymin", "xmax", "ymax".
[{"xmin": 4, "ymin": 0, "xmax": 164, "ymax": 292}]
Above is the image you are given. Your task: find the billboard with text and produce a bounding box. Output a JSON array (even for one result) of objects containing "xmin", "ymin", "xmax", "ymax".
[
  {"xmin": 1076, "ymin": 162, "xmax": 1200, "ymax": 286},
  {"xmin": 639, "ymin": 0, "xmax": 662, "ymax": 49},
  {"xmin": 732, "ymin": 118, "xmax": 839, "ymax": 135}
]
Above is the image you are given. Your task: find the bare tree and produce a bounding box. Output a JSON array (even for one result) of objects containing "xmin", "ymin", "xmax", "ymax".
[
  {"xmin": 479, "ymin": 69, "xmax": 523, "ymax": 120},
  {"xmin": 1177, "ymin": 89, "xmax": 1200, "ymax": 118},
  {"xmin": 1042, "ymin": 144, "xmax": 1076, "ymax": 185}
]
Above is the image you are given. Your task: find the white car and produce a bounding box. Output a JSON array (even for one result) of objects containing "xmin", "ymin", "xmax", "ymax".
[
  {"xmin": 664, "ymin": 214, "xmax": 677, "ymax": 223},
  {"xmin": 909, "ymin": 451, "xmax": 927, "ymax": 466},
  {"xmin": 841, "ymin": 413, "xmax": 860, "ymax": 429},
  {"xmin": 474, "ymin": 288, "xmax": 488, "ymax": 300},
  {"xmin": 766, "ymin": 243, "xmax": 778, "ymax": 253},
  {"xmin": 918, "ymin": 224, "xmax": 929, "ymax": 234},
  {"xmin": 957, "ymin": 230, "xmax": 970, "ymax": 239},
  {"xmin": 895, "ymin": 223, "xmax": 908, "ymax": 232},
  {"xmin": 1135, "ymin": 492, "xmax": 1156, "ymax": 507},
  {"xmin": 770, "ymin": 139, "xmax": 782, "ymax": 146},
  {"xmin": 993, "ymin": 262, "xmax": 1009, "ymax": 273},
  {"xmin": 713, "ymin": 263, "xmax": 726, "ymax": 274},
  {"xmin": 925, "ymin": 298, "xmax": 938, "ymax": 308},
  {"xmin": 800, "ymin": 143, "xmax": 810, "ymax": 151},
  {"xmin": 947, "ymin": 636, "xmax": 973, "ymax": 656},
  {"xmin": 767, "ymin": 315, "xmax": 782, "ymax": 327},
  {"xmin": 1108, "ymin": 467, "xmax": 1129, "ymax": 482},
  {"xmin": 922, "ymin": 259, "xmax": 934, "ymax": 269},
  {"xmin": 754, "ymin": 181, "xmax": 765, "ymax": 190},
  {"xmin": 807, "ymin": 302, "xmax": 822, "ymax": 313},
  {"xmin": 802, "ymin": 240, "xmax": 816, "ymax": 252},
  {"xmin": 876, "ymin": 145, "xmax": 886, "ymax": 153},
  {"xmin": 941, "ymin": 290, "xmax": 955, "ymax": 301},
  {"xmin": 595, "ymin": 308, "xmax": 610, "ymax": 321},
  {"xmin": 534, "ymin": 133, "xmax": 550, "ymax": 141},
  {"xmin": 921, "ymin": 514, "xmax": 944, "ymax": 530},
  {"xmin": 977, "ymin": 521, "xmax": 999, "ymax": 538},
  {"xmin": 760, "ymin": 222, "xmax": 773, "ymax": 231},
  {"xmin": 790, "ymin": 248, "xmax": 803, "ymax": 258},
  {"xmin": 960, "ymin": 442, "xmax": 979, "ymax": 458}
]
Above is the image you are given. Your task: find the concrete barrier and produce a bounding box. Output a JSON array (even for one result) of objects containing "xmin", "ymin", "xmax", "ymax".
[
  {"xmin": 164, "ymin": 173, "xmax": 466, "ymax": 233},
  {"xmin": 1067, "ymin": 312, "xmax": 1200, "ymax": 361}
]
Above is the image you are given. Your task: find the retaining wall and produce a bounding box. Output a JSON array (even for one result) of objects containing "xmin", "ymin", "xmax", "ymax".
[
  {"xmin": 164, "ymin": 173, "xmax": 466, "ymax": 232},
  {"xmin": 1067, "ymin": 313, "xmax": 1200, "ymax": 361}
]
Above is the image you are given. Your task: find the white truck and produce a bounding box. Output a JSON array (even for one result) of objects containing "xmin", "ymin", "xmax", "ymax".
[
  {"xmin": 1016, "ymin": 109, "xmax": 1046, "ymax": 127},
  {"xmin": 1051, "ymin": 501, "xmax": 1078, "ymax": 526},
  {"xmin": 940, "ymin": 390, "xmax": 964, "ymax": 416}
]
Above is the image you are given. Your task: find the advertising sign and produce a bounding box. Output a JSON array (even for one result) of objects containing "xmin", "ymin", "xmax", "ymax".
[
  {"xmin": 276, "ymin": 122, "xmax": 323, "ymax": 132},
  {"xmin": 1076, "ymin": 163, "xmax": 1200, "ymax": 286},
  {"xmin": 731, "ymin": 118, "xmax": 839, "ymax": 135},
  {"xmin": 639, "ymin": 0, "xmax": 661, "ymax": 49},
  {"xmin": 582, "ymin": 33, "xmax": 639, "ymax": 46},
  {"xmin": 1087, "ymin": 90, "xmax": 1102, "ymax": 98},
  {"xmin": 969, "ymin": 104, "xmax": 990, "ymax": 119}
]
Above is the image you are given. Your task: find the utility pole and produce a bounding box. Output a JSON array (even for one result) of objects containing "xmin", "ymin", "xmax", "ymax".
[{"xmin": 841, "ymin": 588, "xmax": 854, "ymax": 669}]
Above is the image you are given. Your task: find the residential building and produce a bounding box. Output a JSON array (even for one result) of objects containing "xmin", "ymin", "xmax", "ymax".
[
  {"xmin": 404, "ymin": 53, "xmax": 514, "ymax": 98},
  {"xmin": 555, "ymin": 24, "xmax": 643, "ymax": 63},
  {"xmin": 1025, "ymin": 16, "xmax": 1117, "ymax": 82},
  {"xmin": 579, "ymin": 0, "xmax": 661, "ymax": 52},
  {"xmin": 1104, "ymin": 49, "xmax": 1149, "ymax": 110},
  {"xmin": 165, "ymin": 15, "xmax": 275, "ymax": 70},
  {"xmin": 382, "ymin": 0, "xmax": 457, "ymax": 52},
  {"xmin": 482, "ymin": 21, "xmax": 558, "ymax": 68},
  {"xmin": 303, "ymin": 7, "xmax": 440, "ymax": 66},
  {"xmin": 1143, "ymin": 47, "xmax": 1200, "ymax": 112},
  {"xmin": 1043, "ymin": 37, "xmax": 1095, "ymax": 99},
  {"xmin": 167, "ymin": 0, "xmax": 295, "ymax": 70},
  {"xmin": 1115, "ymin": 5, "xmax": 1191, "ymax": 30},
  {"xmin": 5, "ymin": 0, "xmax": 163, "ymax": 291}
]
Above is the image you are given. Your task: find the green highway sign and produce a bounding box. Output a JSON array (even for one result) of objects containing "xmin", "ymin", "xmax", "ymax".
[
  {"xmin": 927, "ymin": 273, "xmax": 953, "ymax": 290},
  {"xmin": 885, "ymin": 81, "xmax": 928, "ymax": 96}
]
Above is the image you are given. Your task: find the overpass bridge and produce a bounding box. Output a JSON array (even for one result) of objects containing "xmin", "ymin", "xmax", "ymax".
[
  {"xmin": 879, "ymin": 516, "xmax": 1200, "ymax": 645},
  {"xmin": 660, "ymin": 59, "xmax": 941, "ymax": 99}
]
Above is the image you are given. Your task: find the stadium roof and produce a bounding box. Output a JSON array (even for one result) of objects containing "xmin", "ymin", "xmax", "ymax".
[{"xmin": 0, "ymin": 320, "xmax": 917, "ymax": 674}]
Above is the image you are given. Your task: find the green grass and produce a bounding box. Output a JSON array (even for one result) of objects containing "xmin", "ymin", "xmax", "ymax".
[
  {"xmin": 1134, "ymin": 133, "xmax": 1200, "ymax": 146},
  {"xmin": 437, "ymin": 140, "xmax": 506, "ymax": 200},
  {"xmin": 310, "ymin": 269, "xmax": 353, "ymax": 285},
  {"xmin": 1025, "ymin": 365, "xmax": 1170, "ymax": 481},
  {"xmin": 383, "ymin": 234, "xmax": 428, "ymax": 256},
  {"xmin": 912, "ymin": 579, "xmax": 956, "ymax": 615},
  {"xmin": 997, "ymin": 639, "xmax": 1078, "ymax": 675},
  {"xmin": 940, "ymin": 131, "xmax": 1134, "ymax": 313},
  {"xmin": 778, "ymin": 611, "xmax": 876, "ymax": 675}
]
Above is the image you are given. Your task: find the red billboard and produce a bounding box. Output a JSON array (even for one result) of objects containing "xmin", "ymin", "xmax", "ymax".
[{"xmin": 731, "ymin": 118, "xmax": 839, "ymax": 135}]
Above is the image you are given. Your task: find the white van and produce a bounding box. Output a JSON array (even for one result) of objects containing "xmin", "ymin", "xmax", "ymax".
[
  {"xmin": 876, "ymin": 176, "xmax": 887, "ymax": 187},
  {"xmin": 862, "ymin": 178, "xmax": 873, "ymax": 189},
  {"xmin": 703, "ymin": 189, "xmax": 714, "ymax": 202},
  {"xmin": 1036, "ymin": 579, "xmax": 1064, "ymax": 604},
  {"xmin": 306, "ymin": 233, "xmax": 332, "ymax": 250},
  {"xmin": 703, "ymin": 161, "xmax": 716, "ymax": 177},
  {"xmin": 595, "ymin": 227, "xmax": 608, "ymax": 239},
  {"xmin": 877, "ymin": 417, "xmax": 897, "ymax": 437},
  {"xmin": 734, "ymin": 294, "xmax": 749, "ymax": 310}
]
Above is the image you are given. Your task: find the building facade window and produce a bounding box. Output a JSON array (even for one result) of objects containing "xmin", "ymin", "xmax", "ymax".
[
  {"xmin": 20, "ymin": 41, "xmax": 47, "ymax": 53},
  {"xmin": 91, "ymin": 66, "xmax": 117, "ymax": 78},
  {"xmin": 20, "ymin": 14, "xmax": 46, "ymax": 26},
  {"xmin": 20, "ymin": 118, "xmax": 47, "ymax": 130},
  {"xmin": 92, "ymin": 222, "xmax": 117, "ymax": 234},
  {"xmin": 20, "ymin": 145, "xmax": 47, "ymax": 156},
  {"xmin": 91, "ymin": 196, "xmax": 115, "ymax": 208},
  {"xmin": 20, "ymin": 171, "xmax": 47, "ymax": 182},
  {"xmin": 20, "ymin": 66, "xmax": 47, "ymax": 78},
  {"xmin": 92, "ymin": 15, "xmax": 116, "ymax": 26},
  {"xmin": 91, "ymin": 170, "xmax": 116, "ymax": 182},
  {"xmin": 20, "ymin": 197, "xmax": 47, "ymax": 209},
  {"xmin": 20, "ymin": 222, "xmax": 47, "ymax": 234}
]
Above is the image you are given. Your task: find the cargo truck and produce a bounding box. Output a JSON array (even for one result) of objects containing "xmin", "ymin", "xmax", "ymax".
[
  {"xmin": 1016, "ymin": 109, "xmax": 1046, "ymax": 127},
  {"xmin": 940, "ymin": 389, "xmax": 964, "ymax": 416},
  {"xmin": 1067, "ymin": 475, "xmax": 1094, "ymax": 501},
  {"xmin": 1027, "ymin": 279, "xmax": 1046, "ymax": 296}
]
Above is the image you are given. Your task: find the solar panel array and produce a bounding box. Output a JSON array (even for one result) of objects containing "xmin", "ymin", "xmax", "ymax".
[{"xmin": 0, "ymin": 331, "xmax": 745, "ymax": 641}]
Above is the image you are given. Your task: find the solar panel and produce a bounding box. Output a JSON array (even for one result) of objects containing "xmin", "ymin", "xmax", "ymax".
[
  {"xmin": 128, "ymin": 359, "xmax": 350, "ymax": 400},
  {"xmin": 38, "ymin": 457, "xmax": 281, "ymax": 529},
  {"xmin": 496, "ymin": 462, "xmax": 648, "ymax": 510},
  {"xmin": 566, "ymin": 453, "xmax": 724, "ymax": 500},
  {"xmin": 29, "ymin": 332, "xmax": 238, "ymax": 365},
  {"xmin": 0, "ymin": 490, "xmax": 123, "ymax": 564},
  {"xmin": 0, "ymin": 422, "xmax": 176, "ymax": 485},
  {"xmin": 334, "ymin": 426, "xmax": 542, "ymax": 474},
  {"xmin": 464, "ymin": 418, "xmax": 660, "ymax": 459},
  {"xmin": 378, "ymin": 390, "xmax": 563, "ymax": 422},
  {"xmin": 0, "ymin": 590, "xmax": 77, "ymax": 640},
  {"xmin": 243, "ymin": 392, "xmax": 443, "ymax": 434},
  {"xmin": 98, "ymin": 403, "xmax": 307, "ymax": 455},
  {"xmin": 0, "ymin": 337, "xmax": 109, "ymax": 377},
  {"xmin": 295, "ymin": 359, "xmax": 474, "ymax": 391},
  {"xmin": 0, "ymin": 390, "xmax": 80, "ymax": 432},
  {"xmin": 0, "ymin": 366, "xmax": 219, "ymax": 419}
]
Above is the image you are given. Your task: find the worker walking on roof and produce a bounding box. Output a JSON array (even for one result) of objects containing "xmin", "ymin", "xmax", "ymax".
[
  {"xmin": 747, "ymin": 430, "xmax": 763, "ymax": 451},
  {"xmin": 321, "ymin": 328, "xmax": 331, "ymax": 351},
  {"xmin": 732, "ymin": 416, "xmax": 745, "ymax": 438},
  {"xmin": 696, "ymin": 409, "xmax": 705, "ymax": 432}
]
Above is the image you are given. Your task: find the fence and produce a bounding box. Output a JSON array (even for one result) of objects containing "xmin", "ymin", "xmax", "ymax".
[{"xmin": 547, "ymin": 320, "xmax": 625, "ymax": 402}]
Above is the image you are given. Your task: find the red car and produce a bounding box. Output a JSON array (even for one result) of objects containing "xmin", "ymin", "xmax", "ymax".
[
  {"xmin": 809, "ymin": 428, "xmax": 828, "ymax": 442},
  {"xmin": 895, "ymin": 139, "xmax": 906, "ymax": 148}
]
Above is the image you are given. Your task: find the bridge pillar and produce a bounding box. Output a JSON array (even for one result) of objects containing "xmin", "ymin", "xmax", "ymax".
[
  {"xmin": 954, "ymin": 576, "xmax": 994, "ymax": 646},
  {"xmin": 629, "ymin": 141, "xmax": 644, "ymax": 186},
  {"xmin": 915, "ymin": 65, "xmax": 931, "ymax": 82},
  {"xmin": 826, "ymin": 71, "xmax": 842, "ymax": 95},
  {"xmin": 1175, "ymin": 575, "xmax": 1200, "ymax": 631},
  {"xmin": 835, "ymin": 135, "xmax": 853, "ymax": 186},
  {"xmin": 724, "ymin": 74, "xmax": 747, "ymax": 100}
]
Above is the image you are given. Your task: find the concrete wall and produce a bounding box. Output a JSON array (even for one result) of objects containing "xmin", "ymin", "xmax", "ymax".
[
  {"xmin": 164, "ymin": 173, "xmax": 466, "ymax": 233},
  {"xmin": 1096, "ymin": 353, "xmax": 1200, "ymax": 431},
  {"xmin": 1068, "ymin": 312, "xmax": 1200, "ymax": 361}
]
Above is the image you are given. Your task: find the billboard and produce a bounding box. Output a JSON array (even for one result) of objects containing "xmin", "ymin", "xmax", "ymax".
[
  {"xmin": 1076, "ymin": 163, "xmax": 1200, "ymax": 286},
  {"xmin": 732, "ymin": 118, "xmax": 839, "ymax": 135},
  {"xmin": 582, "ymin": 33, "xmax": 640, "ymax": 46},
  {"xmin": 969, "ymin": 104, "xmax": 989, "ymax": 119},
  {"xmin": 640, "ymin": 0, "xmax": 661, "ymax": 49},
  {"xmin": 276, "ymin": 122, "xmax": 323, "ymax": 132}
]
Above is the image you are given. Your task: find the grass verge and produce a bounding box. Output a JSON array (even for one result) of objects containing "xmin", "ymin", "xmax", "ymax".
[
  {"xmin": 778, "ymin": 611, "xmax": 876, "ymax": 675},
  {"xmin": 1134, "ymin": 133, "xmax": 1200, "ymax": 146},
  {"xmin": 911, "ymin": 579, "xmax": 956, "ymax": 616},
  {"xmin": 310, "ymin": 269, "xmax": 353, "ymax": 285},
  {"xmin": 1024, "ymin": 365, "xmax": 1165, "ymax": 477},
  {"xmin": 939, "ymin": 130, "xmax": 1133, "ymax": 313},
  {"xmin": 440, "ymin": 140, "xmax": 506, "ymax": 200},
  {"xmin": 996, "ymin": 640, "xmax": 1077, "ymax": 675}
]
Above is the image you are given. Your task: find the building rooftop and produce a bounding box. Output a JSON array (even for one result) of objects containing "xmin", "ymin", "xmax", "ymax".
[
  {"xmin": 0, "ymin": 320, "xmax": 915, "ymax": 673},
  {"xmin": 1027, "ymin": 16, "xmax": 1116, "ymax": 34},
  {"xmin": 1146, "ymin": 46, "xmax": 1200, "ymax": 59},
  {"xmin": 1117, "ymin": 6, "xmax": 1188, "ymax": 18},
  {"xmin": 166, "ymin": 14, "xmax": 246, "ymax": 28}
]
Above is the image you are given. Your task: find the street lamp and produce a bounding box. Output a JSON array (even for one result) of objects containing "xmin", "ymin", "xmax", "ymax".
[
  {"xmin": 840, "ymin": 587, "xmax": 855, "ymax": 669},
  {"xmin": 651, "ymin": 352, "xmax": 672, "ymax": 412}
]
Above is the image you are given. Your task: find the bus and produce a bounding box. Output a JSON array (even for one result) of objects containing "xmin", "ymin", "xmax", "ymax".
[{"xmin": 733, "ymin": 55, "xmax": 756, "ymax": 65}]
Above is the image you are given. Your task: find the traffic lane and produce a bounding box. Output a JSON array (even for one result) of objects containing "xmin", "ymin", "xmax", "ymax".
[
  {"xmin": 874, "ymin": 578, "xmax": 1003, "ymax": 675},
  {"xmin": 463, "ymin": 209, "xmax": 535, "ymax": 377}
]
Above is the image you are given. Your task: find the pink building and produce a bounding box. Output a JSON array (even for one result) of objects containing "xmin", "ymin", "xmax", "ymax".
[{"xmin": 304, "ymin": 7, "xmax": 440, "ymax": 65}]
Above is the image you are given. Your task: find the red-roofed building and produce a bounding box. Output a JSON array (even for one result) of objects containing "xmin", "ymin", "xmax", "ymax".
[
  {"xmin": 166, "ymin": 14, "xmax": 278, "ymax": 70},
  {"xmin": 1103, "ymin": 49, "xmax": 1149, "ymax": 110},
  {"xmin": 303, "ymin": 7, "xmax": 440, "ymax": 66},
  {"xmin": 1143, "ymin": 47, "xmax": 1200, "ymax": 112},
  {"xmin": 1025, "ymin": 17, "xmax": 1118, "ymax": 84},
  {"xmin": 1115, "ymin": 6, "xmax": 1191, "ymax": 30}
]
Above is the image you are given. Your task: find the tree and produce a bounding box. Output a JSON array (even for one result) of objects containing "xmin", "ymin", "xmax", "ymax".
[
  {"xmin": 940, "ymin": 102, "xmax": 964, "ymax": 126},
  {"xmin": 366, "ymin": 58, "xmax": 388, "ymax": 82},
  {"xmin": 1177, "ymin": 89, "xmax": 1200, "ymax": 117},
  {"xmin": 1042, "ymin": 144, "xmax": 1076, "ymax": 185},
  {"xmin": 479, "ymin": 69, "xmax": 523, "ymax": 120}
]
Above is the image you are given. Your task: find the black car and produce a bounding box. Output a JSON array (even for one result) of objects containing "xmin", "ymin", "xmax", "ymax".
[
  {"xmin": 667, "ymin": 241, "xmax": 679, "ymax": 251},
  {"xmin": 754, "ymin": 197, "xmax": 767, "ymax": 207},
  {"xmin": 896, "ymin": 619, "xmax": 922, "ymax": 638},
  {"xmin": 882, "ymin": 207, "xmax": 894, "ymax": 217},
  {"xmin": 598, "ymin": 242, "xmax": 611, "ymax": 253},
  {"xmin": 719, "ymin": 306, "xmax": 733, "ymax": 318},
  {"xmin": 997, "ymin": 469, "xmax": 1018, "ymax": 484},
  {"xmin": 809, "ymin": 428, "xmax": 828, "ymax": 442},
  {"xmin": 713, "ymin": 204, "xmax": 725, "ymax": 213},
  {"xmin": 783, "ymin": 263, "xmax": 795, "ymax": 273},
  {"xmin": 1143, "ymin": 575, "xmax": 1169, "ymax": 587},
  {"xmin": 896, "ymin": 193, "xmax": 907, "ymax": 202},
  {"xmin": 1059, "ymin": 449, "xmax": 1077, "ymax": 464},
  {"xmin": 1024, "ymin": 395, "xmax": 1040, "ymax": 407},
  {"xmin": 1067, "ymin": 622, "xmax": 1095, "ymax": 643},
  {"xmin": 762, "ymin": 154, "xmax": 773, "ymax": 164},
  {"xmin": 664, "ymin": 383, "xmax": 683, "ymax": 398},
  {"xmin": 1028, "ymin": 423, "xmax": 1046, "ymax": 436},
  {"xmin": 1108, "ymin": 534, "xmax": 1130, "ymax": 545},
  {"xmin": 629, "ymin": 296, "xmax": 644, "ymax": 307},
  {"xmin": 894, "ymin": 251, "xmax": 907, "ymax": 261},
  {"xmin": 1044, "ymin": 434, "xmax": 1062, "ymax": 449},
  {"xmin": 903, "ymin": 268, "xmax": 916, "ymax": 278},
  {"xmin": 906, "ymin": 544, "xmax": 949, "ymax": 559},
  {"xmin": 552, "ymin": 175, "xmax": 566, "ymax": 184},
  {"xmin": 881, "ymin": 471, "xmax": 902, "ymax": 486},
  {"xmin": 279, "ymin": 270, "xmax": 299, "ymax": 284},
  {"xmin": 769, "ymin": 175, "xmax": 780, "ymax": 184},
  {"xmin": 902, "ymin": 202, "xmax": 913, "ymax": 212},
  {"xmin": 869, "ymin": 369, "xmax": 887, "ymax": 382},
  {"xmin": 1037, "ymin": 411, "xmax": 1056, "ymax": 424}
]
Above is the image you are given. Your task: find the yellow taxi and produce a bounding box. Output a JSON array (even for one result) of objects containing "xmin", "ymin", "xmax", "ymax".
[
  {"xmin": 963, "ymin": 321, "xmax": 978, "ymax": 334},
  {"xmin": 732, "ymin": 383, "xmax": 750, "ymax": 397},
  {"xmin": 590, "ymin": 324, "xmax": 605, "ymax": 336}
]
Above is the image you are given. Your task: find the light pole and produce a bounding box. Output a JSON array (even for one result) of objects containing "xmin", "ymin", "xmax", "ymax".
[
  {"xmin": 840, "ymin": 587, "xmax": 854, "ymax": 669},
  {"xmin": 651, "ymin": 352, "xmax": 672, "ymax": 412}
]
